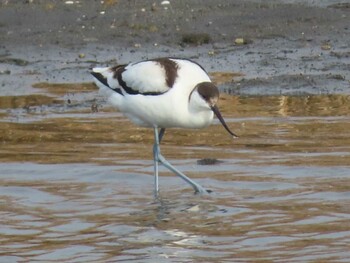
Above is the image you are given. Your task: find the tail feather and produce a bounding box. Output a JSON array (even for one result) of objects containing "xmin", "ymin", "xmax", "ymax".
[
  {"xmin": 91, "ymin": 71, "xmax": 110, "ymax": 88},
  {"xmin": 91, "ymin": 67, "xmax": 122, "ymax": 95}
]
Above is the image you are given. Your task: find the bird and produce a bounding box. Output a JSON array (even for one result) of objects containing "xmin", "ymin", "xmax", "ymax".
[{"xmin": 91, "ymin": 57, "xmax": 238, "ymax": 195}]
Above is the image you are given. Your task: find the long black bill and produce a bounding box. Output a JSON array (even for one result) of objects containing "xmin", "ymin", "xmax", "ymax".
[{"xmin": 211, "ymin": 105, "xmax": 238, "ymax": 138}]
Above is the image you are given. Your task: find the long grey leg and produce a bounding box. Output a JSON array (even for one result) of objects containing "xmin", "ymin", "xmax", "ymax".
[
  {"xmin": 153, "ymin": 127, "xmax": 208, "ymax": 194},
  {"xmin": 153, "ymin": 128, "xmax": 160, "ymax": 195}
]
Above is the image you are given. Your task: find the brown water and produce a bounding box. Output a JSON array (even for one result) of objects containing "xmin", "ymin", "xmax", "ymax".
[{"xmin": 1, "ymin": 83, "xmax": 350, "ymax": 262}]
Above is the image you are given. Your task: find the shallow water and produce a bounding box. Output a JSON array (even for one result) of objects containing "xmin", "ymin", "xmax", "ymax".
[{"xmin": 1, "ymin": 83, "xmax": 350, "ymax": 262}]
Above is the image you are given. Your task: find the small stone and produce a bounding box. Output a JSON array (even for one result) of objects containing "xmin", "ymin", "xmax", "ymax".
[
  {"xmin": 91, "ymin": 103, "xmax": 98, "ymax": 112},
  {"xmin": 187, "ymin": 205, "xmax": 200, "ymax": 212},
  {"xmin": 0, "ymin": 70, "xmax": 11, "ymax": 75},
  {"xmin": 321, "ymin": 43, "xmax": 331, "ymax": 50},
  {"xmin": 197, "ymin": 158, "xmax": 223, "ymax": 165},
  {"xmin": 234, "ymin": 37, "xmax": 247, "ymax": 45}
]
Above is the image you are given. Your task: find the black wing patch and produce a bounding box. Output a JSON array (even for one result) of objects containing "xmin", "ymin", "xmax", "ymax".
[
  {"xmin": 111, "ymin": 64, "xmax": 130, "ymax": 95},
  {"xmin": 149, "ymin": 58, "xmax": 179, "ymax": 88}
]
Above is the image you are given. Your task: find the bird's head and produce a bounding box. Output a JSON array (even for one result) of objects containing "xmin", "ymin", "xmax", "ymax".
[{"xmin": 192, "ymin": 82, "xmax": 238, "ymax": 138}]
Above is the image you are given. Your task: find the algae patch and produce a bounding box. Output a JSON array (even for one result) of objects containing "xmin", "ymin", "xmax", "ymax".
[
  {"xmin": 0, "ymin": 95, "xmax": 62, "ymax": 110},
  {"xmin": 32, "ymin": 82, "xmax": 97, "ymax": 95}
]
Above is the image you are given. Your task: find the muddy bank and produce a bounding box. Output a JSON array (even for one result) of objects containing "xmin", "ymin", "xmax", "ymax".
[
  {"xmin": 0, "ymin": 0, "xmax": 349, "ymax": 95},
  {"xmin": 1, "ymin": 0, "xmax": 349, "ymax": 47}
]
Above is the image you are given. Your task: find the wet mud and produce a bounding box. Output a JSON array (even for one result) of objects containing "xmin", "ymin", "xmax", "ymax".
[
  {"xmin": 1, "ymin": 0, "xmax": 349, "ymax": 96},
  {"xmin": 1, "ymin": 0, "xmax": 350, "ymax": 262}
]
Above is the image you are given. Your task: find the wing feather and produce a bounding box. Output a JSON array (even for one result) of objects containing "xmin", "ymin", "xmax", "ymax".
[
  {"xmin": 92, "ymin": 58, "xmax": 181, "ymax": 96},
  {"xmin": 121, "ymin": 58, "xmax": 178, "ymax": 95}
]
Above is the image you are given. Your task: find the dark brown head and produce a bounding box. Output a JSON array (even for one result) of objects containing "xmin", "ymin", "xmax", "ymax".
[
  {"xmin": 196, "ymin": 82, "xmax": 238, "ymax": 138},
  {"xmin": 197, "ymin": 82, "xmax": 220, "ymax": 107}
]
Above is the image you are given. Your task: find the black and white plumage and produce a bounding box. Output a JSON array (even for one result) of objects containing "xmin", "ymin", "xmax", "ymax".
[{"xmin": 91, "ymin": 57, "xmax": 237, "ymax": 194}]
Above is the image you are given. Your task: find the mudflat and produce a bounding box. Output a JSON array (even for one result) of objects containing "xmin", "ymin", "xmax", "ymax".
[{"xmin": 0, "ymin": 0, "xmax": 349, "ymax": 94}]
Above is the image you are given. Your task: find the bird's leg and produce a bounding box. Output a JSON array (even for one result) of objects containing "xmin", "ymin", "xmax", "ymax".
[
  {"xmin": 158, "ymin": 128, "xmax": 166, "ymax": 143},
  {"xmin": 153, "ymin": 128, "xmax": 166, "ymax": 197},
  {"xmin": 153, "ymin": 127, "xmax": 208, "ymax": 194},
  {"xmin": 153, "ymin": 127, "xmax": 161, "ymax": 196}
]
